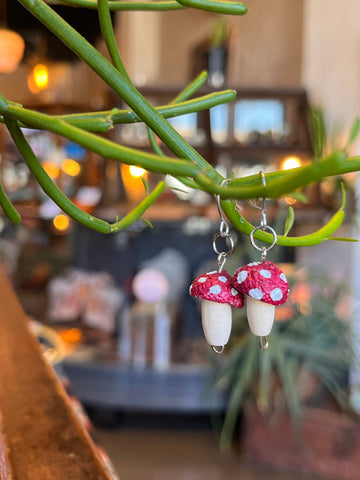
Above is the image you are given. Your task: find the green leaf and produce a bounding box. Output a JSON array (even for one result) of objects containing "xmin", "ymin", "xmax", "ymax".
[
  {"xmin": 284, "ymin": 206, "xmax": 295, "ymax": 237},
  {"xmin": 347, "ymin": 117, "xmax": 360, "ymax": 147},
  {"xmin": 141, "ymin": 177, "xmax": 149, "ymax": 194},
  {"xmin": 140, "ymin": 217, "xmax": 153, "ymax": 228},
  {"xmin": 286, "ymin": 191, "xmax": 308, "ymax": 204},
  {"xmin": 309, "ymin": 107, "xmax": 326, "ymax": 160},
  {"xmin": 169, "ymin": 186, "xmax": 191, "ymax": 194},
  {"xmin": 340, "ymin": 182, "xmax": 346, "ymax": 210},
  {"xmin": 327, "ymin": 237, "xmax": 358, "ymax": 242}
]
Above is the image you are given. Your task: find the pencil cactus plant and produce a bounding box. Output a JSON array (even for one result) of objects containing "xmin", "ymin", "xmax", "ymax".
[{"xmin": 0, "ymin": 0, "xmax": 359, "ymax": 248}]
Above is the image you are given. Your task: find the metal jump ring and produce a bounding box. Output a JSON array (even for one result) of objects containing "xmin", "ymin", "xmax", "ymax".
[
  {"xmin": 259, "ymin": 336, "xmax": 269, "ymax": 350},
  {"xmin": 212, "ymin": 345, "xmax": 225, "ymax": 354},
  {"xmin": 213, "ymin": 232, "xmax": 234, "ymax": 258},
  {"xmin": 250, "ymin": 225, "xmax": 277, "ymax": 254}
]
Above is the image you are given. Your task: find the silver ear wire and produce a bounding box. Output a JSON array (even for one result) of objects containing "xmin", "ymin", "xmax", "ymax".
[
  {"xmin": 249, "ymin": 171, "xmax": 277, "ymax": 262},
  {"xmin": 213, "ymin": 179, "xmax": 235, "ymax": 272}
]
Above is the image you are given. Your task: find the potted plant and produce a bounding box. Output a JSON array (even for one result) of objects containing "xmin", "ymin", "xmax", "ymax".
[{"xmin": 212, "ymin": 258, "xmax": 358, "ymax": 477}]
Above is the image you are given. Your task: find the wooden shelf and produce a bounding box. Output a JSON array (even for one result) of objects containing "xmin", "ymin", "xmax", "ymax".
[{"xmin": 63, "ymin": 358, "xmax": 226, "ymax": 413}]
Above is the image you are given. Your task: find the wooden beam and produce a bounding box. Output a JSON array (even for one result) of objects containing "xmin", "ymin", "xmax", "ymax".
[{"xmin": 0, "ymin": 268, "xmax": 112, "ymax": 480}]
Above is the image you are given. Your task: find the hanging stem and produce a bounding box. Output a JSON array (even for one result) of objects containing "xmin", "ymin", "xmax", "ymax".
[
  {"xmin": 1, "ymin": 90, "xmax": 237, "ymax": 132},
  {"xmin": 5, "ymin": 118, "xmax": 165, "ymax": 234},
  {"xmin": 0, "ymin": 185, "xmax": 21, "ymax": 224},
  {"xmin": 17, "ymin": 0, "xmax": 221, "ymax": 185},
  {"xmin": 97, "ymin": 0, "xmax": 131, "ymax": 82},
  {"xmin": 49, "ymin": 0, "xmax": 185, "ymax": 11},
  {"xmin": 50, "ymin": 0, "xmax": 248, "ymax": 14},
  {"xmin": 0, "ymin": 95, "xmax": 200, "ymax": 178}
]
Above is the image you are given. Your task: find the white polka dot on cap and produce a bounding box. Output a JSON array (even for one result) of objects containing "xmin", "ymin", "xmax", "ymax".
[
  {"xmin": 210, "ymin": 285, "xmax": 222, "ymax": 295},
  {"xmin": 237, "ymin": 270, "xmax": 248, "ymax": 284},
  {"xmin": 249, "ymin": 288, "xmax": 263, "ymax": 300},
  {"xmin": 260, "ymin": 269, "xmax": 271, "ymax": 278},
  {"xmin": 218, "ymin": 276, "xmax": 228, "ymax": 283},
  {"xmin": 270, "ymin": 288, "xmax": 283, "ymax": 302}
]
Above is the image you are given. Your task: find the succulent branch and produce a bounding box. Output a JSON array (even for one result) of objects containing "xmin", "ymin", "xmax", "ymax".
[{"xmin": 0, "ymin": 0, "xmax": 359, "ymax": 241}]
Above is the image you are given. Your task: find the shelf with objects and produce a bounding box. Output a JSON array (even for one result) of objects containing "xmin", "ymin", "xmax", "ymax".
[
  {"xmin": 108, "ymin": 85, "xmax": 336, "ymax": 218},
  {"xmin": 1, "ymin": 87, "xmax": 344, "ymax": 417}
]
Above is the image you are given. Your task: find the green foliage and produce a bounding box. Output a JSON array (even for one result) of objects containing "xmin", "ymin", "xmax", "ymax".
[
  {"xmin": 215, "ymin": 270, "xmax": 353, "ymax": 450},
  {"xmin": 284, "ymin": 207, "xmax": 295, "ymax": 237},
  {"xmin": 1, "ymin": 0, "xmax": 360, "ymax": 246},
  {"xmin": 210, "ymin": 17, "xmax": 229, "ymax": 48}
]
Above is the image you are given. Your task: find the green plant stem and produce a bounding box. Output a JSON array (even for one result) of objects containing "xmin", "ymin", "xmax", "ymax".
[
  {"xmin": 17, "ymin": 0, "xmax": 221, "ymax": 185},
  {"xmin": 5, "ymin": 118, "xmax": 165, "ymax": 233},
  {"xmin": 0, "ymin": 185, "xmax": 21, "ymax": 223},
  {"xmin": 0, "ymin": 95, "xmax": 199, "ymax": 178},
  {"xmin": 49, "ymin": 0, "xmax": 186, "ymax": 11},
  {"xmin": 172, "ymin": 71, "xmax": 208, "ymax": 103},
  {"xmin": 200, "ymin": 151, "xmax": 360, "ymax": 199},
  {"xmin": 175, "ymin": 0, "xmax": 247, "ymax": 15},
  {"xmin": 110, "ymin": 181, "xmax": 165, "ymax": 231},
  {"xmin": 97, "ymin": 0, "xmax": 131, "ymax": 82},
  {"xmin": 146, "ymin": 71, "xmax": 211, "ymax": 190},
  {"xmin": 49, "ymin": 0, "xmax": 248, "ymax": 14},
  {"xmin": 3, "ymin": 93, "xmax": 360, "ymax": 208},
  {"xmin": 1, "ymin": 90, "xmax": 236, "ymax": 133},
  {"xmin": 221, "ymin": 197, "xmax": 346, "ymax": 247},
  {"xmin": 5, "ymin": 118, "xmax": 111, "ymax": 233}
]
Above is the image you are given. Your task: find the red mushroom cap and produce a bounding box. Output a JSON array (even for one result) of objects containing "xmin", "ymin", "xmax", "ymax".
[
  {"xmin": 190, "ymin": 271, "xmax": 244, "ymax": 309},
  {"xmin": 232, "ymin": 261, "xmax": 289, "ymax": 306}
]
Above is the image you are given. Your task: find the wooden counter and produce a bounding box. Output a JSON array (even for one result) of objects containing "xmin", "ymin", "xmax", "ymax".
[{"xmin": 0, "ymin": 269, "xmax": 112, "ymax": 480}]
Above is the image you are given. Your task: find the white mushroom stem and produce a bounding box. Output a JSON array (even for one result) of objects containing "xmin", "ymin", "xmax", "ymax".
[
  {"xmin": 201, "ymin": 300, "xmax": 232, "ymax": 347},
  {"xmin": 245, "ymin": 296, "xmax": 275, "ymax": 337}
]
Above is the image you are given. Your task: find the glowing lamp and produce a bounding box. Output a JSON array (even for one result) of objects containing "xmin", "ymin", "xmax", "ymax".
[
  {"xmin": 28, "ymin": 64, "xmax": 49, "ymax": 94},
  {"xmin": 61, "ymin": 158, "xmax": 81, "ymax": 177},
  {"xmin": 42, "ymin": 161, "xmax": 60, "ymax": 180},
  {"xmin": 120, "ymin": 164, "xmax": 148, "ymax": 204},
  {"xmin": 281, "ymin": 156, "xmax": 301, "ymax": 171},
  {"xmin": 284, "ymin": 197, "xmax": 297, "ymax": 206},
  {"xmin": 53, "ymin": 214, "xmax": 70, "ymax": 232},
  {"xmin": 129, "ymin": 165, "xmax": 146, "ymax": 177},
  {"xmin": 0, "ymin": 29, "xmax": 25, "ymax": 74}
]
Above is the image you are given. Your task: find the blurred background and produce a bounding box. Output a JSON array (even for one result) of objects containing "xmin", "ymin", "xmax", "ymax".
[{"xmin": 1, "ymin": 0, "xmax": 360, "ymax": 479}]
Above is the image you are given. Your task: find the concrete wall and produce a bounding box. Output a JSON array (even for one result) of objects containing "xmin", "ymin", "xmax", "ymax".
[{"xmin": 302, "ymin": 0, "xmax": 360, "ymax": 136}]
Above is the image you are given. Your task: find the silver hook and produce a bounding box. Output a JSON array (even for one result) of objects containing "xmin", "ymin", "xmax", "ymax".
[
  {"xmin": 259, "ymin": 170, "xmax": 266, "ymax": 187},
  {"xmin": 259, "ymin": 171, "xmax": 267, "ymax": 227},
  {"xmin": 249, "ymin": 171, "xmax": 277, "ymax": 261},
  {"xmin": 213, "ymin": 178, "xmax": 234, "ymax": 272},
  {"xmin": 215, "ymin": 179, "xmax": 231, "ymax": 229}
]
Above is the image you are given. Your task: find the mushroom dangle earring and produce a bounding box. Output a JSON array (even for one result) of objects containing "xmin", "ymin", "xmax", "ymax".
[
  {"xmin": 232, "ymin": 171, "xmax": 290, "ymax": 350},
  {"xmin": 189, "ymin": 182, "xmax": 244, "ymax": 354}
]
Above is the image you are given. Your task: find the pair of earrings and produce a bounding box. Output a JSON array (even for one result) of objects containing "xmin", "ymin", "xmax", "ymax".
[{"xmin": 189, "ymin": 172, "xmax": 290, "ymax": 352}]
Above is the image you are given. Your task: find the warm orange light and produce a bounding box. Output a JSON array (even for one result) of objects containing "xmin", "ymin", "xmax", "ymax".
[
  {"xmin": 33, "ymin": 64, "xmax": 49, "ymax": 89},
  {"xmin": 59, "ymin": 328, "xmax": 82, "ymax": 344},
  {"xmin": 42, "ymin": 161, "xmax": 60, "ymax": 180},
  {"xmin": 28, "ymin": 64, "xmax": 49, "ymax": 94},
  {"xmin": 129, "ymin": 165, "xmax": 146, "ymax": 177},
  {"xmin": 61, "ymin": 158, "xmax": 81, "ymax": 177},
  {"xmin": 53, "ymin": 214, "xmax": 70, "ymax": 232},
  {"xmin": 0, "ymin": 29, "xmax": 25, "ymax": 73},
  {"xmin": 281, "ymin": 156, "xmax": 301, "ymax": 171},
  {"xmin": 120, "ymin": 164, "xmax": 148, "ymax": 205}
]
